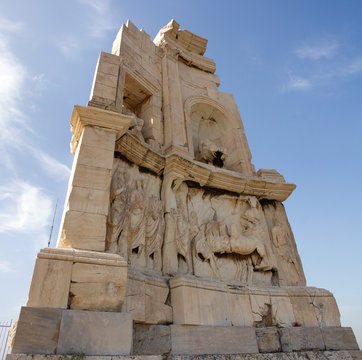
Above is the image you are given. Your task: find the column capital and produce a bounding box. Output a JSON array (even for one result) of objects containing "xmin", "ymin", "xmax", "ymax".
[{"xmin": 70, "ymin": 105, "xmax": 132, "ymax": 153}]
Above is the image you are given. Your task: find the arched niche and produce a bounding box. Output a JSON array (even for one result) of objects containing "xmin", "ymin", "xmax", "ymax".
[{"xmin": 184, "ymin": 96, "xmax": 246, "ymax": 172}]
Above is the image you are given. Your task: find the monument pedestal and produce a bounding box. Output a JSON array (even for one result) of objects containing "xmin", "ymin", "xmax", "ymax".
[{"xmin": 7, "ymin": 19, "xmax": 360, "ymax": 360}]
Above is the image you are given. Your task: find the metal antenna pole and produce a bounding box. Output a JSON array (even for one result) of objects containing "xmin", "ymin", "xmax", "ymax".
[{"xmin": 47, "ymin": 199, "xmax": 58, "ymax": 247}]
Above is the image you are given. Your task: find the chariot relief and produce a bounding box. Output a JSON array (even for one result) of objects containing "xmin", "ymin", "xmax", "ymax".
[
  {"xmin": 105, "ymin": 160, "xmax": 301, "ymax": 286},
  {"xmin": 101, "ymin": 20, "xmax": 305, "ymax": 288}
]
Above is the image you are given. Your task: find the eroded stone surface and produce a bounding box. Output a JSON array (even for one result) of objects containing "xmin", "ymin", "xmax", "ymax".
[
  {"xmin": 27, "ymin": 258, "xmax": 72, "ymax": 308},
  {"xmin": 256, "ymin": 327, "xmax": 281, "ymax": 353},
  {"xmin": 10, "ymin": 307, "xmax": 62, "ymax": 355},
  {"xmin": 321, "ymin": 327, "xmax": 359, "ymax": 351},
  {"xmin": 121, "ymin": 270, "xmax": 172, "ymax": 324},
  {"xmin": 170, "ymin": 325, "xmax": 258, "ymax": 355},
  {"xmin": 134, "ymin": 324, "xmax": 171, "ymax": 355},
  {"xmin": 9, "ymin": 19, "xmax": 359, "ymax": 359},
  {"xmin": 5, "ymin": 352, "xmax": 361, "ymax": 360},
  {"xmin": 57, "ymin": 310, "xmax": 132, "ymax": 355}
]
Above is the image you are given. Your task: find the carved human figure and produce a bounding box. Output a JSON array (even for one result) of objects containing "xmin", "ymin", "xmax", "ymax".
[
  {"xmin": 230, "ymin": 197, "xmax": 272, "ymax": 271},
  {"xmin": 145, "ymin": 196, "xmax": 165, "ymax": 273},
  {"xmin": 271, "ymin": 222, "xmax": 296, "ymax": 265},
  {"xmin": 127, "ymin": 180, "xmax": 147, "ymax": 268},
  {"xmin": 106, "ymin": 170, "xmax": 131, "ymax": 254},
  {"xmin": 175, "ymin": 211, "xmax": 193, "ymax": 274}
]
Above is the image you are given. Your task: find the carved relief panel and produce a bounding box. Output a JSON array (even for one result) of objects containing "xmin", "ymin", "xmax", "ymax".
[
  {"xmin": 106, "ymin": 158, "xmax": 163, "ymax": 274},
  {"xmin": 106, "ymin": 158, "xmax": 304, "ymax": 286},
  {"xmin": 168, "ymin": 183, "xmax": 278, "ymax": 285},
  {"xmin": 261, "ymin": 200, "xmax": 306, "ymax": 286}
]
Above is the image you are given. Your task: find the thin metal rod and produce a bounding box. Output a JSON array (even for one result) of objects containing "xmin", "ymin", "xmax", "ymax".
[{"xmin": 48, "ymin": 199, "xmax": 58, "ymax": 247}]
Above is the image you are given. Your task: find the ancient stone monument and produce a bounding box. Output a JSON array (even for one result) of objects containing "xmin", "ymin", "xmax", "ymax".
[{"xmin": 7, "ymin": 20, "xmax": 360, "ymax": 360}]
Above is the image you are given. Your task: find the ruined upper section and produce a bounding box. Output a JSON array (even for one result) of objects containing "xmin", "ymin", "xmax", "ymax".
[
  {"xmin": 87, "ymin": 19, "xmax": 295, "ymax": 200},
  {"xmin": 154, "ymin": 19, "xmax": 208, "ymax": 56}
]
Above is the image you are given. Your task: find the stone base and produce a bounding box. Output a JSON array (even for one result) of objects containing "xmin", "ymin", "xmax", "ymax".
[
  {"xmin": 122, "ymin": 269, "xmax": 172, "ymax": 324},
  {"xmin": 27, "ymin": 248, "xmax": 127, "ymax": 312},
  {"xmin": 170, "ymin": 275, "xmax": 341, "ymax": 328},
  {"xmin": 9, "ymin": 307, "xmax": 133, "ymax": 356},
  {"xmin": 133, "ymin": 324, "xmax": 359, "ymax": 356},
  {"xmin": 6, "ymin": 350, "xmax": 362, "ymax": 360}
]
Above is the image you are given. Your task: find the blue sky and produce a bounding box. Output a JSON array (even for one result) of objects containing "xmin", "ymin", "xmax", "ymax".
[{"xmin": 0, "ymin": 0, "xmax": 361, "ymax": 347}]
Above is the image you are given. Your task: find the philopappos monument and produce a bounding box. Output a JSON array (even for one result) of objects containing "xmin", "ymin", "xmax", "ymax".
[{"xmin": 7, "ymin": 20, "xmax": 360, "ymax": 359}]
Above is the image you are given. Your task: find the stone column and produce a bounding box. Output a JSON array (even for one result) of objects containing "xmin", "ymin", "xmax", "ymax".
[
  {"xmin": 57, "ymin": 105, "xmax": 131, "ymax": 252},
  {"xmin": 161, "ymin": 46, "xmax": 191, "ymax": 157}
]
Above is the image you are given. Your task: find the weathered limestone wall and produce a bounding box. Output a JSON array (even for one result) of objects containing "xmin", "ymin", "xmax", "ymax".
[
  {"xmin": 105, "ymin": 155, "xmax": 303, "ymax": 287},
  {"xmin": 57, "ymin": 106, "xmax": 131, "ymax": 251},
  {"xmin": 8, "ymin": 19, "xmax": 360, "ymax": 359}
]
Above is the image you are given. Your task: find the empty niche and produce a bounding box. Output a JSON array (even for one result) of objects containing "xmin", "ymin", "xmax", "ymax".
[{"xmin": 123, "ymin": 72, "xmax": 152, "ymax": 115}]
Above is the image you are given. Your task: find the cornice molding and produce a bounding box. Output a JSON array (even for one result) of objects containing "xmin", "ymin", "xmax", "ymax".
[
  {"xmin": 116, "ymin": 133, "xmax": 296, "ymax": 201},
  {"xmin": 70, "ymin": 105, "xmax": 132, "ymax": 153}
]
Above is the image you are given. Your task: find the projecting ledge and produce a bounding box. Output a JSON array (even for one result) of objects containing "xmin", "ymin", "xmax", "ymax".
[
  {"xmin": 116, "ymin": 133, "xmax": 296, "ymax": 202},
  {"xmin": 70, "ymin": 105, "xmax": 132, "ymax": 153}
]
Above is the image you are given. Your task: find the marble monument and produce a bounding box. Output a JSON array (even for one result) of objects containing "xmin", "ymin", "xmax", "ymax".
[{"xmin": 7, "ymin": 20, "xmax": 360, "ymax": 360}]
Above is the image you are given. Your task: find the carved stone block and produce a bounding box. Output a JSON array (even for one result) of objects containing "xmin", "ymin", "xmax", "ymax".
[
  {"xmin": 80, "ymin": 126, "xmax": 117, "ymax": 151},
  {"xmin": 67, "ymin": 186, "xmax": 110, "ymax": 216},
  {"xmin": 270, "ymin": 293, "xmax": 296, "ymax": 327},
  {"xmin": 321, "ymin": 327, "xmax": 359, "ymax": 351},
  {"xmin": 227, "ymin": 290, "xmax": 254, "ymax": 326},
  {"xmin": 57, "ymin": 310, "xmax": 133, "ymax": 355},
  {"xmin": 288, "ymin": 288, "xmax": 319, "ymax": 327},
  {"xmin": 27, "ymin": 257, "xmax": 72, "ymax": 308},
  {"xmin": 72, "ymin": 164, "xmax": 112, "ymax": 191},
  {"xmin": 60, "ymin": 211, "xmax": 107, "ymax": 251},
  {"xmin": 69, "ymin": 262, "xmax": 127, "ymax": 312},
  {"xmin": 279, "ymin": 327, "xmax": 325, "ymax": 352},
  {"xmin": 170, "ymin": 325, "xmax": 258, "ymax": 355},
  {"xmin": 10, "ymin": 307, "xmax": 62, "ymax": 355},
  {"xmin": 77, "ymin": 143, "xmax": 115, "ymax": 169},
  {"xmin": 170, "ymin": 276, "xmax": 230, "ymax": 326},
  {"xmin": 134, "ymin": 324, "xmax": 171, "ymax": 355},
  {"xmin": 122, "ymin": 271, "xmax": 172, "ymax": 324},
  {"xmin": 255, "ymin": 327, "xmax": 281, "ymax": 353},
  {"xmin": 249, "ymin": 289, "xmax": 271, "ymax": 326},
  {"xmin": 307, "ymin": 287, "xmax": 341, "ymax": 327}
]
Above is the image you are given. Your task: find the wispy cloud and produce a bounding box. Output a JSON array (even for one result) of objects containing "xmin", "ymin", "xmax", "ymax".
[
  {"xmin": 77, "ymin": 0, "xmax": 117, "ymax": 39},
  {"xmin": 0, "ymin": 18, "xmax": 69, "ymax": 178},
  {"xmin": 342, "ymin": 57, "xmax": 362, "ymax": 76},
  {"xmin": 295, "ymin": 40, "xmax": 339, "ymax": 60},
  {"xmin": 31, "ymin": 149, "xmax": 71, "ymax": 179},
  {"xmin": 56, "ymin": 0, "xmax": 118, "ymax": 59},
  {"xmin": 0, "ymin": 38, "xmax": 26, "ymax": 128},
  {"xmin": 0, "ymin": 261, "xmax": 13, "ymax": 273},
  {"xmin": 0, "ymin": 35, "xmax": 28, "ymax": 152},
  {"xmin": 0, "ymin": 181, "xmax": 52, "ymax": 234},
  {"xmin": 285, "ymin": 36, "xmax": 362, "ymax": 92},
  {"xmin": 57, "ymin": 37, "xmax": 82, "ymax": 59},
  {"xmin": 283, "ymin": 73, "xmax": 311, "ymax": 92},
  {"xmin": 0, "ymin": 16, "xmax": 24, "ymax": 33}
]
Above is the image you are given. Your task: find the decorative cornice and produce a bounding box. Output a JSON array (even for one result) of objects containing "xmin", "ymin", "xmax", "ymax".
[
  {"xmin": 115, "ymin": 133, "xmax": 165, "ymax": 175},
  {"xmin": 116, "ymin": 133, "xmax": 296, "ymax": 202},
  {"xmin": 38, "ymin": 247, "xmax": 127, "ymax": 267},
  {"xmin": 184, "ymin": 95, "xmax": 229, "ymax": 118},
  {"xmin": 70, "ymin": 105, "xmax": 132, "ymax": 153}
]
